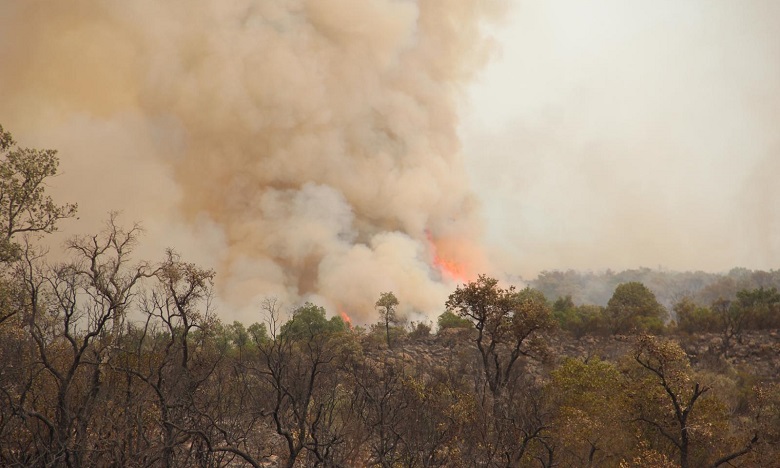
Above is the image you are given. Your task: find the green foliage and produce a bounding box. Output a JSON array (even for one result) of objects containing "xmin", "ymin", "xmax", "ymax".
[
  {"xmin": 280, "ymin": 302, "xmax": 346, "ymax": 340},
  {"xmin": 552, "ymin": 295, "xmax": 606, "ymax": 337},
  {"xmin": 376, "ymin": 291, "xmax": 402, "ymax": 348},
  {"xmin": 1, "ymin": 255, "xmax": 772, "ymax": 467},
  {"xmin": 606, "ymin": 282, "xmax": 668, "ymax": 334},
  {"xmin": 376, "ymin": 291, "xmax": 399, "ymax": 312},
  {"xmin": 532, "ymin": 268, "xmax": 734, "ymax": 310},
  {"xmin": 0, "ymin": 125, "xmax": 14, "ymax": 152},
  {"xmin": 204, "ymin": 320, "xmax": 231, "ymax": 353},
  {"xmin": 532, "ymin": 267, "xmax": 780, "ymax": 314},
  {"xmin": 248, "ymin": 321, "xmax": 269, "ymax": 344},
  {"xmin": 674, "ymin": 297, "xmax": 719, "ymax": 334},
  {"xmin": 367, "ymin": 322, "xmax": 406, "ymax": 345},
  {"xmin": 552, "ymin": 295, "xmax": 575, "ymax": 314},
  {"xmin": 735, "ymin": 286, "xmax": 780, "ymax": 329},
  {"xmin": 0, "ymin": 125, "xmax": 77, "ymax": 261},
  {"xmin": 702, "ymin": 287, "xmax": 780, "ymax": 355},
  {"xmin": 227, "ymin": 320, "xmax": 250, "ymax": 354},
  {"xmin": 512, "ymin": 286, "xmax": 556, "ymax": 336},
  {"xmin": 573, "ymin": 304, "xmax": 607, "ymax": 336},
  {"xmin": 436, "ymin": 310, "xmax": 472, "ymax": 331},
  {"xmin": 408, "ymin": 321, "xmax": 431, "ymax": 340}
]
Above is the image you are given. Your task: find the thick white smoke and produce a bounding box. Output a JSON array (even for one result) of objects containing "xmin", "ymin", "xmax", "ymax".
[{"xmin": 0, "ymin": 1, "xmax": 503, "ymax": 323}]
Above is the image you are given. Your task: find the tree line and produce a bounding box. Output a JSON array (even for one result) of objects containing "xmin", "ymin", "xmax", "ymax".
[
  {"xmin": 531, "ymin": 267, "xmax": 780, "ymax": 311},
  {"xmin": 1, "ymin": 124, "xmax": 778, "ymax": 466}
]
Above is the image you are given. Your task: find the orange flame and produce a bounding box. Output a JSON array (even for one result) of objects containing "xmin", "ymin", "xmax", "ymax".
[
  {"xmin": 425, "ymin": 230, "xmax": 473, "ymax": 283},
  {"xmin": 338, "ymin": 308, "xmax": 353, "ymax": 329}
]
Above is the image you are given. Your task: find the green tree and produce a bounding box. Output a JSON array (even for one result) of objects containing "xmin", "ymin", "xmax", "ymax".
[
  {"xmin": 280, "ymin": 302, "xmax": 346, "ymax": 341},
  {"xmin": 228, "ymin": 320, "xmax": 250, "ymax": 358},
  {"xmin": 605, "ymin": 282, "xmax": 667, "ymax": 334},
  {"xmin": 0, "ymin": 125, "xmax": 12, "ymax": 152},
  {"xmin": 0, "ymin": 124, "xmax": 77, "ymax": 327},
  {"xmin": 247, "ymin": 321, "xmax": 269, "ymax": 345},
  {"xmin": 552, "ymin": 295, "xmax": 607, "ymax": 337},
  {"xmin": 375, "ymin": 291, "xmax": 401, "ymax": 348},
  {"xmin": 572, "ymin": 304, "xmax": 607, "ymax": 337},
  {"xmin": 735, "ymin": 286, "xmax": 780, "ymax": 329},
  {"xmin": 552, "ymin": 295, "xmax": 576, "ymax": 320},
  {"xmin": 436, "ymin": 310, "xmax": 472, "ymax": 331},
  {"xmin": 408, "ymin": 321, "xmax": 431, "ymax": 340},
  {"xmin": 711, "ymin": 298, "xmax": 744, "ymax": 356},
  {"xmin": 256, "ymin": 299, "xmax": 353, "ymax": 467},
  {"xmin": 0, "ymin": 124, "xmax": 77, "ymax": 262},
  {"xmin": 674, "ymin": 297, "xmax": 719, "ymax": 334}
]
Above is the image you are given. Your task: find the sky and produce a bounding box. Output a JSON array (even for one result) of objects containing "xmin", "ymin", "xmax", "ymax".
[
  {"xmin": 463, "ymin": 0, "xmax": 780, "ymax": 278},
  {"xmin": 1, "ymin": 0, "xmax": 778, "ymax": 323}
]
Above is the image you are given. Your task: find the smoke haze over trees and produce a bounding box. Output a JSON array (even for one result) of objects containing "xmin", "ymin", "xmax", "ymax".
[
  {"xmin": 531, "ymin": 267, "xmax": 780, "ymax": 311},
  {"xmin": 2, "ymin": 0, "xmax": 780, "ymax": 465},
  {"xmin": 0, "ymin": 125, "xmax": 779, "ymax": 466},
  {"xmin": 3, "ymin": 2, "xmax": 779, "ymax": 324}
]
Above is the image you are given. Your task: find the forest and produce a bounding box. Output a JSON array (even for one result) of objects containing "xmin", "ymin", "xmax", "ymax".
[{"xmin": 0, "ymin": 124, "xmax": 778, "ymax": 467}]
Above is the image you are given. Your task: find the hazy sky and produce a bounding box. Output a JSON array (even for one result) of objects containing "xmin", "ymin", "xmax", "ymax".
[
  {"xmin": 1, "ymin": 0, "xmax": 778, "ymax": 322},
  {"xmin": 463, "ymin": 0, "xmax": 780, "ymax": 277}
]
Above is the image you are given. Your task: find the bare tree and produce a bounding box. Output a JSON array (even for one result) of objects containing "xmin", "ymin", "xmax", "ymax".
[
  {"xmin": 251, "ymin": 299, "xmax": 352, "ymax": 467},
  {"xmin": 632, "ymin": 335, "xmax": 756, "ymax": 468},
  {"xmin": 445, "ymin": 276, "xmax": 555, "ymax": 466},
  {"xmin": 349, "ymin": 356, "xmax": 409, "ymax": 467},
  {"xmin": 3, "ymin": 217, "xmax": 149, "ymax": 467},
  {"xmin": 124, "ymin": 249, "xmax": 222, "ymax": 467}
]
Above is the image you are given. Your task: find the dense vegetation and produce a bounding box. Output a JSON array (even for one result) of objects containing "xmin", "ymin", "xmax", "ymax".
[{"xmin": 1, "ymin": 125, "xmax": 778, "ymax": 467}]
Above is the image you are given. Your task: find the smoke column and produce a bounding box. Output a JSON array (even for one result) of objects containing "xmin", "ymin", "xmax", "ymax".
[{"xmin": 0, "ymin": 1, "xmax": 503, "ymax": 323}]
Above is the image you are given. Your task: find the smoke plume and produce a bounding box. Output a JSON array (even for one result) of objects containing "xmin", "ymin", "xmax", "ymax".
[{"xmin": 0, "ymin": 0, "xmax": 504, "ymax": 323}]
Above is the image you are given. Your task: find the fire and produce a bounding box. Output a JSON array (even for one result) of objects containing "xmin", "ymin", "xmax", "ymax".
[
  {"xmin": 433, "ymin": 256, "xmax": 471, "ymax": 283},
  {"xmin": 338, "ymin": 308, "xmax": 353, "ymax": 329},
  {"xmin": 425, "ymin": 230, "xmax": 473, "ymax": 283}
]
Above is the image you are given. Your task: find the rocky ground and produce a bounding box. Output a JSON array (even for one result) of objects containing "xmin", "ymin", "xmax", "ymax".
[{"xmin": 368, "ymin": 328, "xmax": 780, "ymax": 383}]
